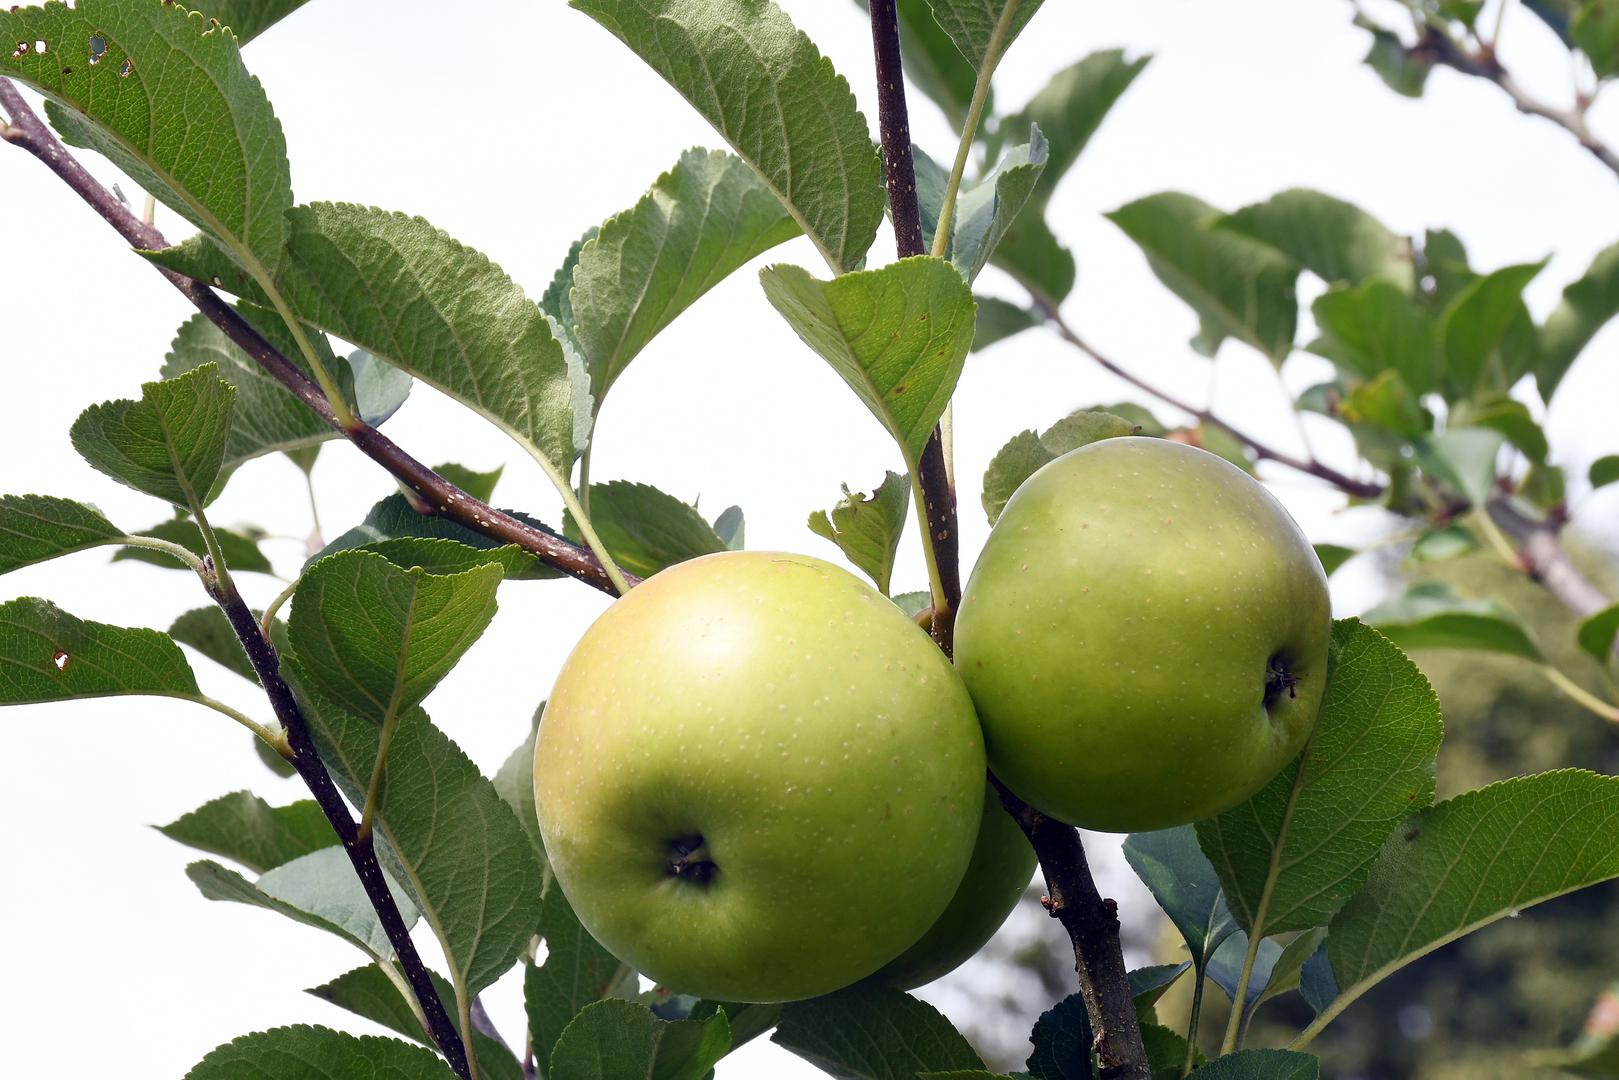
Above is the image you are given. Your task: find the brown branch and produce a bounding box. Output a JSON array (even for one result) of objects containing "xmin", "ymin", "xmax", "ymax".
[
  {"xmin": 0, "ymin": 79, "xmax": 629, "ymax": 597},
  {"xmin": 867, "ymin": 9, "xmax": 1148, "ymax": 1079},
  {"xmin": 205, "ymin": 567, "xmax": 472, "ymax": 1079},
  {"xmin": 1488, "ymin": 496, "xmax": 1613, "ymax": 619}
]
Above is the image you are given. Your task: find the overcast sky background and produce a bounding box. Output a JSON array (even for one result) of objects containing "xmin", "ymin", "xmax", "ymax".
[{"xmin": 3, "ymin": 0, "xmax": 1619, "ymax": 1075}]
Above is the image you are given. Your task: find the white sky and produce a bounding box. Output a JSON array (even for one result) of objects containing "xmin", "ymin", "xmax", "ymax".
[{"xmin": 2, "ymin": 0, "xmax": 1617, "ymax": 1075}]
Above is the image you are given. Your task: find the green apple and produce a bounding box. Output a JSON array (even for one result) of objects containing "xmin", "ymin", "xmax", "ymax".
[
  {"xmin": 871, "ymin": 784, "xmax": 1035, "ymax": 989},
  {"xmin": 534, "ymin": 550, "xmax": 987, "ymax": 1003},
  {"xmin": 954, "ymin": 437, "xmax": 1330, "ymax": 833}
]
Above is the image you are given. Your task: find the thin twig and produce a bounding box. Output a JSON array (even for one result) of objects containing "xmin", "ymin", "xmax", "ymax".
[
  {"xmin": 1488, "ymin": 497, "xmax": 1613, "ymax": 618},
  {"xmin": 867, "ymin": 9, "xmax": 1149, "ymax": 1079},
  {"xmin": 0, "ymin": 79, "xmax": 630, "ymax": 597}
]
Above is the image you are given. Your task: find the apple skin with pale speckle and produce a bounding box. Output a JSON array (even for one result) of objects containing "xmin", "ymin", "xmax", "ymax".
[
  {"xmin": 955, "ymin": 437, "xmax": 1331, "ymax": 833},
  {"xmin": 535, "ymin": 550, "xmax": 986, "ymax": 1003}
]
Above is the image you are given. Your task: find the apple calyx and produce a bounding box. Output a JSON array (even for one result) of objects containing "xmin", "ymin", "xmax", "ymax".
[
  {"xmin": 1264, "ymin": 654, "xmax": 1300, "ymax": 706},
  {"xmin": 666, "ymin": 833, "xmax": 718, "ymax": 885}
]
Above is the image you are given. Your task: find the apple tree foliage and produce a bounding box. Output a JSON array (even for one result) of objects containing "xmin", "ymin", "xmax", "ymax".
[{"xmin": 2, "ymin": 0, "xmax": 1619, "ymax": 1077}]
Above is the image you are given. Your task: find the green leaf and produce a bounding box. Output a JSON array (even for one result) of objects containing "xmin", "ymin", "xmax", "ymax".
[
  {"xmin": 774, "ymin": 986, "xmax": 984, "ymax": 1078},
  {"xmin": 1423, "ymin": 227, "xmax": 1478, "ymax": 306},
  {"xmin": 1357, "ymin": 16, "xmax": 1432, "ymax": 97},
  {"xmin": 981, "ymin": 410, "xmax": 1138, "ymax": 522},
  {"xmin": 571, "ymin": 148, "xmax": 799, "ymax": 405},
  {"xmin": 291, "ymin": 689, "xmax": 545, "ymax": 997},
  {"xmin": 972, "ymin": 296, "xmax": 1040, "ymax": 351},
  {"xmin": 564, "ymin": 482, "xmax": 727, "ymax": 579},
  {"xmin": 1107, "ymin": 193, "xmax": 1299, "ymax": 364},
  {"xmin": 917, "ymin": 132, "xmax": 1048, "ymax": 284},
  {"xmin": 353, "ymin": 537, "xmax": 541, "ymax": 581},
  {"xmin": 1325, "ymin": 770, "xmax": 1619, "ymax": 1025},
  {"xmin": 71, "ymin": 364, "xmax": 235, "ymax": 510},
  {"xmin": 1197, "ymin": 621, "xmax": 1444, "ymax": 936},
  {"xmin": 170, "ymin": 606, "xmax": 258, "ymax": 682},
  {"xmin": 762, "ymin": 257, "xmax": 976, "ymax": 460},
  {"xmin": 713, "ymin": 505, "xmax": 746, "ymax": 550},
  {"xmin": 158, "ymin": 790, "xmax": 332, "ymax": 874},
  {"xmin": 1440, "ymin": 261, "xmax": 1545, "ymax": 395},
  {"xmin": 571, "ymin": 0, "xmax": 883, "ymax": 274},
  {"xmin": 1142, "ymin": 1023, "xmax": 1200, "ymax": 1079},
  {"xmin": 114, "ymin": 516, "xmax": 273, "ymax": 574},
  {"xmin": 188, "ymin": 849, "xmax": 419, "ymax": 962},
  {"xmin": 1313, "ymin": 544, "xmax": 1355, "ymax": 577},
  {"xmin": 1408, "ymin": 523, "xmax": 1478, "ymax": 564},
  {"xmin": 690, "ymin": 1001, "xmax": 782, "ymax": 1054},
  {"xmin": 289, "ymin": 550, "xmax": 503, "ymax": 725},
  {"xmin": 924, "ymin": 0, "xmax": 1048, "ymax": 73},
  {"xmin": 526, "ymin": 886, "xmax": 634, "ymax": 1078},
  {"xmin": 1592, "ymin": 455, "xmax": 1619, "ymax": 490},
  {"xmin": 1023, "ymin": 992, "xmax": 1092, "ymax": 1080},
  {"xmin": 989, "ymin": 210, "xmax": 1076, "ymax": 306},
  {"xmin": 1222, "ymin": 190, "xmax": 1411, "ymax": 289},
  {"xmin": 307, "ymin": 966, "xmax": 523, "ymax": 1080},
  {"xmin": 1541, "ymin": 240, "xmax": 1619, "ymax": 397},
  {"xmin": 997, "ymin": 49, "xmax": 1149, "ymax": 211},
  {"xmin": 550, "ymin": 998, "xmax": 730, "ymax": 1080},
  {"xmin": 1309, "ymin": 278, "xmax": 1436, "ymax": 394},
  {"xmin": 1364, "ymin": 581, "xmax": 1541, "ymax": 660},
  {"xmin": 318, "ymin": 494, "xmax": 561, "ymax": 582},
  {"xmin": 182, "ymin": 1, "xmax": 314, "ymax": 46},
  {"xmin": 1528, "ymin": 981, "xmax": 1619, "ymax": 1076},
  {"xmin": 1299, "ymin": 942, "xmax": 1337, "ymax": 1016},
  {"xmin": 151, "ymin": 203, "xmax": 586, "ymax": 482},
  {"xmin": 1188, "ymin": 1050, "xmax": 1319, "ymax": 1079},
  {"xmin": 1578, "ymin": 604, "xmax": 1619, "ymax": 662},
  {"xmin": 1130, "ymin": 962, "xmax": 1191, "ymax": 1023},
  {"xmin": 1, "ymin": 0, "xmax": 291, "ymax": 273},
  {"xmin": 808, "ymin": 472, "xmax": 911, "ymax": 595},
  {"xmin": 1451, "ymin": 395, "xmax": 1548, "ymax": 463},
  {"xmin": 431, "ymin": 463, "xmax": 503, "ymax": 505},
  {"xmin": 0, "ymin": 597, "xmax": 199, "ymax": 704},
  {"xmin": 0, "ymin": 494, "xmax": 123, "ymax": 575},
  {"xmin": 1576, "ymin": 1, "xmax": 1619, "ymax": 76},
  {"xmin": 1206, "ymin": 929, "xmax": 1284, "ymax": 1010},
  {"xmin": 1124, "ymin": 826, "xmax": 1237, "ymax": 976},
  {"xmin": 1415, "ymin": 427, "xmax": 1505, "ymax": 505},
  {"xmin": 183, "ymin": 1025, "xmax": 455, "ymax": 1080},
  {"xmin": 1251, "ymin": 927, "xmax": 1330, "ymax": 1014}
]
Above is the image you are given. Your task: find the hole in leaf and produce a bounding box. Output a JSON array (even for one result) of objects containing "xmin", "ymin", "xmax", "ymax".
[
  {"xmin": 87, "ymin": 33, "xmax": 105, "ymax": 65},
  {"xmin": 10, "ymin": 40, "xmax": 26, "ymax": 58},
  {"xmin": 35, "ymin": 39, "xmax": 45, "ymax": 53},
  {"xmin": 118, "ymin": 57, "xmax": 132, "ymax": 78},
  {"xmin": 52, "ymin": 649, "xmax": 70, "ymax": 672}
]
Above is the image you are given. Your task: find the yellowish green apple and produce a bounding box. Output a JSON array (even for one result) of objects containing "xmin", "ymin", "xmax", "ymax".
[
  {"xmin": 954, "ymin": 437, "xmax": 1330, "ymax": 833},
  {"xmin": 535, "ymin": 550, "xmax": 986, "ymax": 1002}
]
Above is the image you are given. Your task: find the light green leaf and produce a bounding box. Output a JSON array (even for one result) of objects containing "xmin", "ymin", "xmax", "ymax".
[
  {"xmin": 1221, "ymin": 189, "xmax": 1412, "ymax": 289},
  {"xmin": 0, "ymin": 597, "xmax": 199, "ymax": 704},
  {"xmin": 1540, "ymin": 240, "xmax": 1619, "ymax": 397},
  {"xmin": 762, "ymin": 257, "xmax": 976, "ymax": 460},
  {"xmin": 1408, "ymin": 524, "xmax": 1478, "ymax": 564},
  {"xmin": 572, "ymin": 148, "xmax": 799, "ymax": 404},
  {"xmin": 158, "ymin": 790, "xmax": 333, "ymax": 874},
  {"xmin": 1310, "ymin": 278, "xmax": 1436, "ymax": 394},
  {"xmin": 571, "ymin": 0, "xmax": 884, "ymax": 273},
  {"xmin": 1577, "ymin": 604, "xmax": 1619, "ymax": 662},
  {"xmin": 1415, "ymin": 427, "xmax": 1505, "ymax": 505},
  {"xmin": 989, "ymin": 210, "xmax": 1075, "ymax": 305},
  {"xmin": 1575, "ymin": 1, "xmax": 1619, "ymax": 77},
  {"xmin": 188, "ymin": 850, "xmax": 419, "ymax": 962},
  {"xmin": 1189, "ymin": 1050, "xmax": 1319, "ymax": 1079},
  {"xmin": 526, "ymin": 886, "xmax": 634, "ymax": 1078},
  {"xmin": 1363, "ymin": 581, "xmax": 1541, "ymax": 660},
  {"xmin": 0, "ymin": 494, "xmax": 123, "ymax": 575},
  {"xmin": 1440, "ymin": 261, "xmax": 1545, "ymax": 394},
  {"xmin": 182, "ymin": 1, "xmax": 314, "ymax": 45},
  {"xmin": 972, "ymin": 296, "xmax": 1039, "ymax": 351},
  {"xmin": 288, "ymin": 550, "xmax": 503, "ymax": 725},
  {"xmin": 1, "ymin": 0, "xmax": 291, "ymax": 273},
  {"xmin": 1107, "ymin": 192, "xmax": 1299, "ymax": 364},
  {"xmin": 550, "ymin": 998, "xmax": 730, "ymax": 1080},
  {"xmin": 997, "ymin": 49, "xmax": 1149, "ymax": 210},
  {"xmin": 917, "ymin": 131, "xmax": 1047, "ymax": 283},
  {"xmin": 114, "ymin": 516, "xmax": 273, "ymax": 574},
  {"xmin": 1324, "ymin": 770, "xmax": 1619, "ymax": 1026},
  {"xmin": 774, "ymin": 986, "xmax": 984, "ymax": 1078},
  {"xmin": 352, "ymin": 537, "xmax": 540, "ymax": 581},
  {"xmin": 1197, "ymin": 621, "xmax": 1444, "ymax": 936},
  {"xmin": 564, "ymin": 482, "xmax": 727, "ymax": 579},
  {"xmin": 923, "ymin": 0, "xmax": 1048, "ymax": 73},
  {"xmin": 1452, "ymin": 395, "xmax": 1548, "ymax": 463},
  {"xmin": 71, "ymin": 364, "xmax": 235, "ymax": 510},
  {"xmin": 981, "ymin": 410, "xmax": 1138, "ymax": 522},
  {"xmin": 713, "ymin": 505, "xmax": 746, "ymax": 550},
  {"xmin": 808, "ymin": 472, "xmax": 911, "ymax": 595},
  {"xmin": 182, "ymin": 1025, "xmax": 455, "ymax": 1080}
]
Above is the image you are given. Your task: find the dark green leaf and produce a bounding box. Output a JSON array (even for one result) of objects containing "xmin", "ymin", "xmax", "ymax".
[
  {"xmin": 158, "ymin": 790, "xmax": 332, "ymax": 874},
  {"xmin": 1591, "ymin": 455, "xmax": 1619, "ymax": 490},
  {"xmin": 182, "ymin": 1025, "xmax": 455, "ymax": 1080},
  {"xmin": 774, "ymin": 986, "xmax": 984, "ymax": 1078},
  {"xmin": 550, "ymin": 998, "xmax": 730, "ymax": 1080},
  {"xmin": 1357, "ymin": 16, "xmax": 1432, "ymax": 97},
  {"xmin": 114, "ymin": 516, "xmax": 273, "ymax": 574},
  {"xmin": 1024, "ymin": 992, "xmax": 1093, "ymax": 1080},
  {"xmin": 1313, "ymin": 544, "xmax": 1355, "ymax": 576},
  {"xmin": 1578, "ymin": 604, "xmax": 1619, "ymax": 662},
  {"xmin": 571, "ymin": 0, "xmax": 884, "ymax": 273},
  {"xmin": 526, "ymin": 886, "xmax": 634, "ymax": 1078},
  {"xmin": 1310, "ymin": 278, "xmax": 1436, "ymax": 394},
  {"xmin": 998, "ymin": 49, "xmax": 1148, "ymax": 210},
  {"xmin": 973, "ymin": 296, "xmax": 1040, "ymax": 351},
  {"xmin": 689, "ymin": 1001, "xmax": 782, "ymax": 1054},
  {"xmin": 1439, "ymin": 261, "xmax": 1545, "ymax": 394},
  {"xmin": 808, "ymin": 472, "xmax": 911, "ymax": 595},
  {"xmin": 1222, "ymin": 189, "xmax": 1412, "ymax": 288},
  {"xmin": 1252, "ymin": 927, "xmax": 1330, "ymax": 1014},
  {"xmin": 1188, "ymin": 1050, "xmax": 1319, "ymax": 1079},
  {"xmin": 0, "ymin": 494, "xmax": 123, "ymax": 575},
  {"xmin": 1540, "ymin": 240, "xmax": 1619, "ymax": 397},
  {"xmin": 1124, "ymin": 826, "xmax": 1236, "ymax": 972},
  {"xmin": 0, "ymin": 597, "xmax": 199, "ymax": 704},
  {"xmin": 71, "ymin": 364, "xmax": 235, "ymax": 510},
  {"xmin": 924, "ymin": 0, "xmax": 1048, "ymax": 72},
  {"xmin": 565, "ymin": 482, "xmax": 728, "ymax": 579},
  {"xmin": 317, "ymin": 494, "xmax": 561, "ymax": 582},
  {"xmin": 1364, "ymin": 581, "xmax": 1541, "ymax": 660},
  {"xmin": 170, "ymin": 606, "xmax": 258, "ymax": 682},
  {"xmin": 1575, "ymin": 1, "xmax": 1619, "ymax": 76}
]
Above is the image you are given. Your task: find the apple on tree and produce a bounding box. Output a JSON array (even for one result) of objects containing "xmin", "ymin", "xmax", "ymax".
[
  {"xmin": 955, "ymin": 437, "xmax": 1331, "ymax": 833},
  {"xmin": 534, "ymin": 551, "xmax": 989, "ymax": 1003}
]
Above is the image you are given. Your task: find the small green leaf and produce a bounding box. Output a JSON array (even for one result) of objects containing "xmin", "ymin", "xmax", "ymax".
[
  {"xmin": 774, "ymin": 986, "xmax": 984, "ymax": 1078},
  {"xmin": 114, "ymin": 517, "xmax": 273, "ymax": 574},
  {"xmin": 1357, "ymin": 16, "xmax": 1432, "ymax": 97},
  {"xmin": 1024, "ymin": 992, "xmax": 1092, "ymax": 1080},
  {"xmin": 0, "ymin": 494, "xmax": 123, "ymax": 575},
  {"xmin": 1313, "ymin": 544, "xmax": 1355, "ymax": 577},
  {"xmin": 158, "ymin": 790, "xmax": 332, "ymax": 874},
  {"xmin": 1129, "ymin": 962, "xmax": 1191, "ymax": 1022},
  {"xmin": 1577, "ymin": 604, "xmax": 1619, "ymax": 662},
  {"xmin": 550, "ymin": 998, "xmax": 730, "ymax": 1080},
  {"xmin": 183, "ymin": 1025, "xmax": 456, "ymax": 1080},
  {"xmin": 1107, "ymin": 192, "xmax": 1300, "ymax": 364},
  {"xmin": 808, "ymin": 472, "xmax": 911, "ymax": 595},
  {"xmin": 1439, "ymin": 261, "xmax": 1545, "ymax": 395},
  {"xmin": 1197, "ymin": 621, "xmax": 1444, "ymax": 937},
  {"xmin": 1575, "ymin": 1, "xmax": 1619, "ymax": 77},
  {"xmin": 564, "ymin": 482, "xmax": 727, "ymax": 579},
  {"xmin": 1540, "ymin": 240, "xmax": 1619, "ymax": 397},
  {"xmin": 1188, "ymin": 1050, "xmax": 1319, "ymax": 1079},
  {"xmin": 71, "ymin": 364, "xmax": 235, "ymax": 510},
  {"xmin": 1326, "ymin": 770, "xmax": 1619, "ymax": 1025},
  {"xmin": 1408, "ymin": 524, "xmax": 1478, "ymax": 564},
  {"xmin": 170, "ymin": 606, "xmax": 258, "ymax": 682},
  {"xmin": 982, "ymin": 411, "xmax": 1138, "ymax": 522},
  {"xmin": 571, "ymin": 0, "xmax": 884, "ymax": 274},
  {"xmin": 1364, "ymin": 581, "xmax": 1541, "ymax": 660},
  {"xmin": 572, "ymin": 148, "xmax": 799, "ymax": 405},
  {"xmin": 690, "ymin": 1001, "xmax": 783, "ymax": 1054},
  {"xmin": 972, "ymin": 296, "xmax": 1040, "ymax": 351},
  {"xmin": 1310, "ymin": 278, "xmax": 1436, "ymax": 394},
  {"xmin": 1591, "ymin": 455, "xmax": 1619, "ymax": 490},
  {"xmin": 526, "ymin": 886, "xmax": 633, "ymax": 1078},
  {"xmin": 762, "ymin": 257, "xmax": 977, "ymax": 460},
  {"xmin": 289, "ymin": 550, "xmax": 503, "ymax": 725},
  {"xmin": 0, "ymin": 597, "xmax": 199, "ymax": 704},
  {"xmin": 917, "ymin": 132, "xmax": 1048, "ymax": 283},
  {"xmin": 1124, "ymin": 825, "xmax": 1236, "ymax": 975},
  {"xmin": 1415, "ymin": 427, "xmax": 1505, "ymax": 505},
  {"xmin": 1222, "ymin": 189, "xmax": 1412, "ymax": 289},
  {"xmin": 923, "ymin": 0, "xmax": 1048, "ymax": 72}
]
